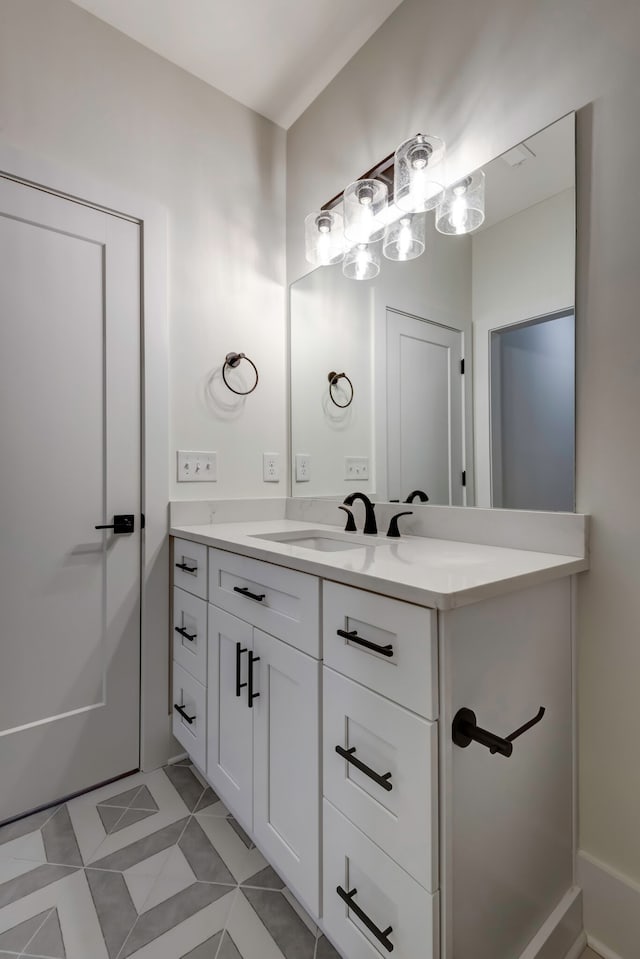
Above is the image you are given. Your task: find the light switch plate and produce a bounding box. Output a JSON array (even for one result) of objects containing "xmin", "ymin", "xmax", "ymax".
[
  {"xmin": 177, "ymin": 450, "xmax": 218, "ymax": 482},
  {"xmin": 344, "ymin": 456, "xmax": 369, "ymax": 480},
  {"xmin": 263, "ymin": 452, "xmax": 281, "ymax": 482},
  {"xmin": 295, "ymin": 454, "xmax": 311, "ymax": 482}
]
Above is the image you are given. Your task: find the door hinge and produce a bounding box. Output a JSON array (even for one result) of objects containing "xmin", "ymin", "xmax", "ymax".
[
  {"xmin": 460, "ymin": 358, "xmax": 465, "ymax": 374},
  {"xmin": 462, "ymin": 470, "xmax": 466, "ymax": 487}
]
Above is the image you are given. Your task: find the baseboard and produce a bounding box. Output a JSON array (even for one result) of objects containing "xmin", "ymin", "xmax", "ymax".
[
  {"xmin": 519, "ymin": 887, "xmax": 583, "ymax": 959},
  {"xmin": 167, "ymin": 751, "xmax": 189, "ymax": 765},
  {"xmin": 577, "ymin": 849, "xmax": 640, "ymax": 959},
  {"xmin": 586, "ymin": 935, "xmax": 624, "ymax": 959}
]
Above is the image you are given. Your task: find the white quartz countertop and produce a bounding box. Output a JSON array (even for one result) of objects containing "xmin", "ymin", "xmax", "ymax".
[{"xmin": 170, "ymin": 519, "xmax": 588, "ymax": 610}]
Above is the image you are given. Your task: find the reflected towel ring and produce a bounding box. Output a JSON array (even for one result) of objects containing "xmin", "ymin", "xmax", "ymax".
[
  {"xmin": 328, "ymin": 371, "xmax": 354, "ymax": 408},
  {"xmin": 223, "ymin": 352, "xmax": 259, "ymax": 395}
]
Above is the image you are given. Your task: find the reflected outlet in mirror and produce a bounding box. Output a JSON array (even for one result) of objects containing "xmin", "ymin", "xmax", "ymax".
[{"xmin": 289, "ymin": 114, "xmax": 576, "ymax": 511}]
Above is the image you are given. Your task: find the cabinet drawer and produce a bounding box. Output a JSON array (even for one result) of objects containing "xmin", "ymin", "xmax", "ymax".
[
  {"xmin": 209, "ymin": 547, "xmax": 320, "ymax": 657},
  {"xmin": 323, "ymin": 800, "xmax": 439, "ymax": 959},
  {"xmin": 172, "ymin": 662, "xmax": 206, "ymax": 770},
  {"xmin": 323, "ymin": 669, "xmax": 438, "ymax": 891},
  {"xmin": 173, "ymin": 538, "xmax": 208, "ymax": 600},
  {"xmin": 173, "ymin": 588, "xmax": 207, "ymax": 684},
  {"xmin": 323, "ymin": 582, "xmax": 438, "ymax": 718}
]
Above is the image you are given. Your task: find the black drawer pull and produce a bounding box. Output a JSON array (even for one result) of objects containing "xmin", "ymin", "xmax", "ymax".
[
  {"xmin": 335, "ymin": 745, "xmax": 393, "ymax": 792},
  {"xmin": 174, "ymin": 703, "xmax": 196, "ymax": 725},
  {"xmin": 176, "ymin": 562, "xmax": 197, "ymax": 573},
  {"xmin": 336, "ymin": 886, "xmax": 394, "ymax": 953},
  {"xmin": 175, "ymin": 626, "xmax": 196, "ymax": 642},
  {"xmin": 236, "ymin": 642, "xmax": 248, "ymax": 697},
  {"xmin": 234, "ymin": 586, "xmax": 266, "ymax": 603},
  {"xmin": 337, "ymin": 628, "xmax": 394, "ymax": 658},
  {"xmin": 248, "ymin": 652, "xmax": 260, "ymax": 707}
]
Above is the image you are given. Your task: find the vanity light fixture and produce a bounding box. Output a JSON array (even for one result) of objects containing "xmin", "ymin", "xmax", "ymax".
[
  {"xmin": 304, "ymin": 209, "xmax": 345, "ymax": 266},
  {"xmin": 303, "ymin": 133, "xmax": 486, "ymax": 278},
  {"xmin": 394, "ymin": 133, "xmax": 445, "ymax": 213},
  {"xmin": 343, "ymin": 178, "xmax": 388, "ymax": 244},
  {"xmin": 383, "ymin": 212, "xmax": 426, "ymax": 261},
  {"xmin": 343, "ymin": 242, "xmax": 381, "ymax": 280},
  {"xmin": 436, "ymin": 170, "xmax": 486, "ymax": 235}
]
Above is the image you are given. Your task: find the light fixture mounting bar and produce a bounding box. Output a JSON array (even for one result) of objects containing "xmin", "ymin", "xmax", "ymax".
[{"xmin": 320, "ymin": 149, "xmax": 395, "ymax": 211}]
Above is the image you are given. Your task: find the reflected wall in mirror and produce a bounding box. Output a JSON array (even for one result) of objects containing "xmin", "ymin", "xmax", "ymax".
[{"xmin": 289, "ymin": 114, "xmax": 575, "ymax": 510}]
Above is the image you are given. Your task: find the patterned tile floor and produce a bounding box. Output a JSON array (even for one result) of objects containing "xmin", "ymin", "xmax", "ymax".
[{"xmin": 0, "ymin": 762, "xmax": 341, "ymax": 959}]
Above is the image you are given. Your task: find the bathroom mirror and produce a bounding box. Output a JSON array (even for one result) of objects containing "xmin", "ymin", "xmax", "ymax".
[{"xmin": 289, "ymin": 114, "xmax": 575, "ymax": 509}]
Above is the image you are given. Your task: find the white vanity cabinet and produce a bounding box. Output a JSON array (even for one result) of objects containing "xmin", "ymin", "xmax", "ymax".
[
  {"xmin": 170, "ymin": 529, "xmax": 580, "ymax": 959},
  {"xmin": 206, "ymin": 548, "xmax": 321, "ymax": 917}
]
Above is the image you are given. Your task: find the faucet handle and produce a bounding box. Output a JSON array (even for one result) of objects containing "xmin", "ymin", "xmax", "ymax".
[
  {"xmin": 386, "ymin": 511, "xmax": 413, "ymax": 538},
  {"xmin": 339, "ymin": 505, "xmax": 357, "ymax": 532}
]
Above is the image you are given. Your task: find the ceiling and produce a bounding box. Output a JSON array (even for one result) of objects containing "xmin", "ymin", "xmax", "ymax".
[{"xmin": 69, "ymin": 0, "xmax": 405, "ymax": 129}]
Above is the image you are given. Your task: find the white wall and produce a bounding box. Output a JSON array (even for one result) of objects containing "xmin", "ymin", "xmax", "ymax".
[
  {"xmin": 472, "ymin": 188, "xmax": 575, "ymax": 505},
  {"xmin": 286, "ymin": 0, "xmax": 640, "ymax": 922},
  {"xmin": 0, "ymin": 0, "xmax": 286, "ymax": 502}
]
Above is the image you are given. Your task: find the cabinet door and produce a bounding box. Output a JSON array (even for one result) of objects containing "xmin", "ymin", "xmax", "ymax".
[
  {"xmin": 207, "ymin": 606, "xmax": 253, "ymax": 832},
  {"xmin": 253, "ymin": 629, "xmax": 320, "ymax": 918}
]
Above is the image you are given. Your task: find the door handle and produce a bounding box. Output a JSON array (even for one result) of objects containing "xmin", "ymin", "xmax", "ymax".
[
  {"xmin": 95, "ymin": 514, "xmax": 135, "ymax": 534},
  {"xmin": 173, "ymin": 703, "xmax": 196, "ymax": 724},
  {"xmin": 336, "ymin": 886, "xmax": 394, "ymax": 952},
  {"xmin": 337, "ymin": 628, "xmax": 394, "ymax": 658},
  {"xmin": 175, "ymin": 626, "xmax": 196, "ymax": 642}
]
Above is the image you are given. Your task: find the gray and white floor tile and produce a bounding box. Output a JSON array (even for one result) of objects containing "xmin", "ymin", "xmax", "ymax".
[{"xmin": 0, "ymin": 763, "xmax": 342, "ymax": 959}]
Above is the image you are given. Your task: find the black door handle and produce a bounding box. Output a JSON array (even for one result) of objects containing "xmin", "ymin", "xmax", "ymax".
[
  {"xmin": 336, "ymin": 886, "xmax": 393, "ymax": 953},
  {"xmin": 175, "ymin": 626, "xmax": 197, "ymax": 642},
  {"xmin": 236, "ymin": 642, "xmax": 248, "ymax": 697},
  {"xmin": 234, "ymin": 586, "xmax": 266, "ymax": 603},
  {"xmin": 174, "ymin": 703, "xmax": 196, "ymax": 725},
  {"xmin": 335, "ymin": 745, "xmax": 393, "ymax": 792},
  {"xmin": 248, "ymin": 652, "xmax": 260, "ymax": 707},
  {"xmin": 337, "ymin": 628, "xmax": 393, "ymax": 658},
  {"xmin": 95, "ymin": 514, "xmax": 135, "ymax": 534},
  {"xmin": 176, "ymin": 562, "xmax": 198, "ymax": 573}
]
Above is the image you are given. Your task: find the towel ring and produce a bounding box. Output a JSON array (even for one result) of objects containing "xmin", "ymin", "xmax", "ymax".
[
  {"xmin": 328, "ymin": 371, "xmax": 354, "ymax": 408},
  {"xmin": 223, "ymin": 352, "xmax": 259, "ymax": 396}
]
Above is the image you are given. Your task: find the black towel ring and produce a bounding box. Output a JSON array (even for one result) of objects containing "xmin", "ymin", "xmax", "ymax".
[
  {"xmin": 223, "ymin": 352, "xmax": 259, "ymax": 396},
  {"xmin": 328, "ymin": 371, "xmax": 354, "ymax": 408}
]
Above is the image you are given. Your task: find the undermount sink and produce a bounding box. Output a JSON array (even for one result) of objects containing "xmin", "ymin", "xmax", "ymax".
[{"xmin": 250, "ymin": 530, "xmax": 384, "ymax": 552}]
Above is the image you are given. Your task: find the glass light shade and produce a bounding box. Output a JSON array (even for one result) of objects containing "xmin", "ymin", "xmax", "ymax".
[
  {"xmin": 394, "ymin": 133, "xmax": 445, "ymax": 213},
  {"xmin": 342, "ymin": 242, "xmax": 381, "ymax": 280},
  {"xmin": 343, "ymin": 179, "xmax": 388, "ymax": 244},
  {"xmin": 383, "ymin": 213, "xmax": 426, "ymax": 261},
  {"xmin": 304, "ymin": 209, "xmax": 345, "ymax": 265},
  {"xmin": 436, "ymin": 170, "xmax": 486, "ymax": 235}
]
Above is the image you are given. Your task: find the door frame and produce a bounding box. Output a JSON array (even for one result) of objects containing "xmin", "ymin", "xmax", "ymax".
[{"xmin": 0, "ymin": 140, "xmax": 170, "ymax": 773}]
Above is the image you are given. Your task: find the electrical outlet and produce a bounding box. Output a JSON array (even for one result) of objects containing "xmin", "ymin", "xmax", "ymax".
[
  {"xmin": 263, "ymin": 452, "xmax": 281, "ymax": 482},
  {"xmin": 344, "ymin": 456, "xmax": 369, "ymax": 481},
  {"xmin": 177, "ymin": 450, "xmax": 218, "ymax": 482},
  {"xmin": 295, "ymin": 454, "xmax": 311, "ymax": 482}
]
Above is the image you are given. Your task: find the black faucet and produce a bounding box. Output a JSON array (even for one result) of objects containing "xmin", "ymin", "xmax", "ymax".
[
  {"xmin": 405, "ymin": 489, "xmax": 429, "ymax": 503},
  {"xmin": 342, "ymin": 492, "xmax": 377, "ymax": 535}
]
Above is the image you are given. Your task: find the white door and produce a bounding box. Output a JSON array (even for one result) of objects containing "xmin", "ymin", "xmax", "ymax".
[
  {"xmin": 207, "ymin": 607, "xmax": 254, "ymax": 832},
  {"xmin": 387, "ymin": 310, "xmax": 464, "ymax": 504},
  {"xmin": 253, "ymin": 630, "xmax": 320, "ymax": 916},
  {"xmin": 0, "ymin": 177, "xmax": 141, "ymax": 823}
]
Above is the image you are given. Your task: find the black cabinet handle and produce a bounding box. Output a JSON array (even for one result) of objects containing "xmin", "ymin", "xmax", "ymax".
[
  {"xmin": 234, "ymin": 586, "xmax": 266, "ymax": 603},
  {"xmin": 175, "ymin": 626, "xmax": 196, "ymax": 642},
  {"xmin": 176, "ymin": 562, "xmax": 197, "ymax": 573},
  {"xmin": 335, "ymin": 745, "xmax": 392, "ymax": 792},
  {"xmin": 337, "ymin": 628, "xmax": 393, "ymax": 658},
  {"xmin": 336, "ymin": 886, "xmax": 393, "ymax": 953},
  {"xmin": 236, "ymin": 642, "xmax": 248, "ymax": 697},
  {"xmin": 174, "ymin": 703, "xmax": 196, "ymax": 724},
  {"xmin": 248, "ymin": 652, "xmax": 260, "ymax": 707}
]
